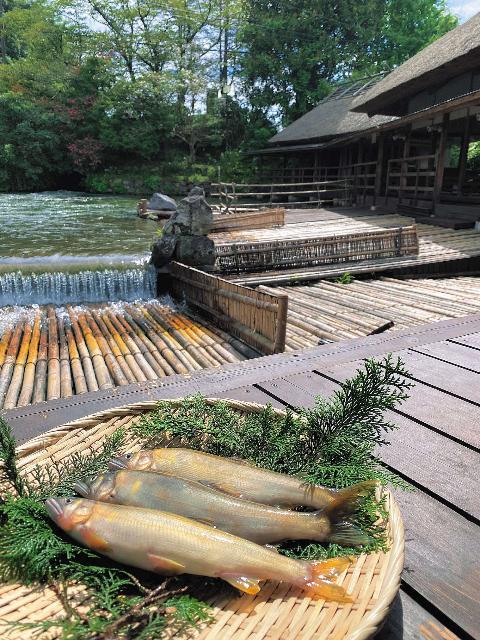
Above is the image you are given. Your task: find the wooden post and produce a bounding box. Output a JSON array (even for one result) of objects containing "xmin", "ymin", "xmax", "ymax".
[
  {"xmin": 433, "ymin": 113, "xmax": 450, "ymax": 213},
  {"xmin": 374, "ymin": 134, "xmax": 385, "ymax": 207},
  {"xmin": 399, "ymin": 128, "xmax": 411, "ymax": 208},
  {"xmin": 457, "ymin": 109, "xmax": 470, "ymax": 195},
  {"xmin": 273, "ymin": 293, "xmax": 288, "ymax": 354}
]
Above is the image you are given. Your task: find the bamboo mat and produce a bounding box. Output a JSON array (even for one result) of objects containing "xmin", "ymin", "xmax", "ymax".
[
  {"xmin": 260, "ymin": 276, "xmax": 480, "ymax": 350},
  {"xmin": 0, "ymin": 300, "xmax": 249, "ymax": 410}
]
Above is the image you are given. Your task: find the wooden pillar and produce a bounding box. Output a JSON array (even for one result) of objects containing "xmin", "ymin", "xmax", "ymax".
[
  {"xmin": 457, "ymin": 110, "xmax": 471, "ymax": 195},
  {"xmin": 399, "ymin": 128, "xmax": 411, "ymax": 207},
  {"xmin": 374, "ymin": 134, "xmax": 385, "ymax": 207},
  {"xmin": 433, "ymin": 113, "xmax": 450, "ymax": 212}
]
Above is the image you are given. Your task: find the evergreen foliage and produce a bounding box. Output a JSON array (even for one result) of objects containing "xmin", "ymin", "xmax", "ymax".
[{"xmin": 0, "ymin": 355, "xmax": 412, "ymax": 637}]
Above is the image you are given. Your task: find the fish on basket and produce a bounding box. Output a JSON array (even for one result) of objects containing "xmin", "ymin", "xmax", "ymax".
[
  {"xmin": 110, "ymin": 447, "xmax": 376, "ymax": 509},
  {"xmin": 75, "ymin": 470, "xmax": 372, "ymax": 546},
  {"xmin": 45, "ymin": 497, "xmax": 353, "ymax": 602}
]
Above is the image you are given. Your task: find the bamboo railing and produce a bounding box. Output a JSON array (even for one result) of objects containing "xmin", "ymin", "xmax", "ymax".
[
  {"xmin": 212, "ymin": 222, "xmax": 419, "ymax": 274},
  {"xmin": 168, "ymin": 262, "xmax": 288, "ymax": 355}
]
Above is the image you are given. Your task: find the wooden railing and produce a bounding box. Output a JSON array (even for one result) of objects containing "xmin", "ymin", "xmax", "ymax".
[
  {"xmin": 211, "ymin": 179, "xmax": 350, "ymax": 211},
  {"xmin": 385, "ymin": 155, "xmax": 436, "ymax": 209},
  {"xmin": 211, "ymin": 208, "xmax": 285, "ymax": 233},
  {"xmin": 168, "ymin": 262, "xmax": 288, "ymax": 355}
]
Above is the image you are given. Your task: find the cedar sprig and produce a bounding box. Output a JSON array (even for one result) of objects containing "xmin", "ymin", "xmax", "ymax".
[{"xmin": 0, "ymin": 416, "xmax": 26, "ymax": 499}]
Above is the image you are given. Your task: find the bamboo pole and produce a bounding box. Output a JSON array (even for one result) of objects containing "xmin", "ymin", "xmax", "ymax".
[
  {"xmin": 99, "ymin": 311, "xmax": 147, "ymax": 383},
  {"xmin": 91, "ymin": 310, "xmax": 138, "ymax": 384},
  {"xmin": 64, "ymin": 318, "xmax": 88, "ymax": 395},
  {"xmin": 113, "ymin": 312, "xmax": 166, "ymax": 378},
  {"xmin": 58, "ymin": 316, "xmax": 73, "ymax": 399},
  {"xmin": 105, "ymin": 310, "xmax": 157, "ymax": 381},
  {"xmin": 0, "ymin": 321, "xmax": 23, "ymax": 408},
  {"xmin": 121, "ymin": 307, "xmax": 177, "ymax": 376},
  {"xmin": 0, "ymin": 327, "xmax": 13, "ymax": 368},
  {"xmin": 17, "ymin": 313, "xmax": 41, "ymax": 407},
  {"xmin": 32, "ymin": 323, "xmax": 48, "ymax": 404},
  {"xmin": 66, "ymin": 306, "xmax": 99, "ymax": 392},
  {"xmin": 46, "ymin": 306, "xmax": 61, "ymax": 401},
  {"xmin": 84, "ymin": 311, "xmax": 129, "ymax": 387},
  {"xmin": 75, "ymin": 311, "xmax": 113, "ymax": 390},
  {"xmin": 4, "ymin": 318, "xmax": 32, "ymax": 409}
]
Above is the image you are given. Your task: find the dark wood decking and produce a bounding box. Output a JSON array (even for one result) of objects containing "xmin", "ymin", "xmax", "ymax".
[{"xmin": 4, "ymin": 314, "xmax": 480, "ymax": 639}]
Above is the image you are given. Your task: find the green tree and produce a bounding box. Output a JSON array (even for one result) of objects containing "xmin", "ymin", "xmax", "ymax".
[{"xmin": 239, "ymin": 0, "xmax": 457, "ymax": 125}]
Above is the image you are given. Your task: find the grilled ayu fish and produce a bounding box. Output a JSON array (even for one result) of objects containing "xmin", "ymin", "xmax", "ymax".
[
  {"xmin": 45, "ymin": 497, "xmax": 352, "ymax": 602},
  {"xmin": 75, "ymin": 470, "xmax": 370, "ymax": 546},
  {"xmin": 110, "ymin": 448, "xmax": 376, "ymax": 510}
]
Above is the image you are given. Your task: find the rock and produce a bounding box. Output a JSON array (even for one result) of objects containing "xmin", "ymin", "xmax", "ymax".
[
  {"xmin": 147, "ymin": 192, "xmax": 177, "ymax": 212},
  {"xmin": 175, "ymin": 235, "xmax": 216, "ymax": 267},
  {"xmin": 162, "ymin": 189, "xmax": 213, "ymax": 236},
  {"xmin": 150, "ymin": 234, "xmax": 178, "ymax": 268}
]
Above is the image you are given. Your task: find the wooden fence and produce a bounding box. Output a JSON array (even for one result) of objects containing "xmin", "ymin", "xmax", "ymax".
[
  {"xmin": 211, "ymin": 179, "xmax": 350, "ymax": 211},
  {"xmin": 212, "ymin": 225, "xmax": 419, "ymax": 274},
  {"xmin": 168, "ymin": 262, "xmax": 288, "ymax": 354},
  {"xmin": 385, "ymin": 154, "xmax": 436, "ymax": 210},
  {"xmin": 211, "ymin": 208, "xmax": 285, "ymax": 233}
]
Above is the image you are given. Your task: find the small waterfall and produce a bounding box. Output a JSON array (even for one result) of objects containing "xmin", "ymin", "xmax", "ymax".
[{"xmin": 0, "ymin": 267, "xmax": 157, "ymax": 306}]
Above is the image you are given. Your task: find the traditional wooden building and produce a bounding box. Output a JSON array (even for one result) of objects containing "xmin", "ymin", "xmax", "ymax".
[{"xmin": 260, "ymin": 12, "xmax": 480, "ymax": 226}]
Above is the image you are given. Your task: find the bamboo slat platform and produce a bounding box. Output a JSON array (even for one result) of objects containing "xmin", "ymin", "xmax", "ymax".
[
  {"xmin": 0, "ymin": 300, "xmax": 250, "ymax": 410},
  {"xmin": 211, "ymin": 215, "xmax": 418, "ymax": 275},
  {"xmin": 260, "ymin": 275, "xmax": 480, "ymax": 350},
  {"xmin": 221, "ymin": 209, "xmax": 480, "ymax": 285}
]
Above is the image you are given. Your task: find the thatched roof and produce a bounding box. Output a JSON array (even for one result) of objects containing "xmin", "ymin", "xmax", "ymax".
[
  {"xmin": 353, "ymin": 12, "xmax": 480, "ymax": 116},
  {"xmin": 269, "ymin": 77, "xmax": 396, "ymax": 146}
]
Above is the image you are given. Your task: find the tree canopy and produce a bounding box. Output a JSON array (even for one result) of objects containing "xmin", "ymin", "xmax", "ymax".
[{"xmin": 0, "ymin": 0, "xmax": 458, "ymax": 192}]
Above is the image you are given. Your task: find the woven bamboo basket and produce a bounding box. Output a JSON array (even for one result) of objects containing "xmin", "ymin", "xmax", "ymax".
[{"xmin": 1, "ymin": 398, "xmax": 405, "ymax": 640}]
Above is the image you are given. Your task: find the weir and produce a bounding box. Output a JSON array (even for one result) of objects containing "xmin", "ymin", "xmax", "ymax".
[{"xmin": 0, "ymin": 267, "xmax": 157, "ymax": 306}]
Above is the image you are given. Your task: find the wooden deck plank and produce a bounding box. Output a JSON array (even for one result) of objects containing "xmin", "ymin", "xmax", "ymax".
[
  {"xmin": 412, "ymin": 341, "xmax": 480, "ymax": 373},
  {"xmin": 319, "ymin": 361, "xmax": 480, "ymax": 449},
  {"xmin": 451, "ymin": 332, "xmax": 480, "ymax": 350},
  {"xmin": 6, "ymin": 314, "xmax": 480, "ymax": 443},
  {"xmin": 256, "ymin": 372, "xmax": 479, "ymax": 518},
  {"xmin": 392, "ymin": 350, "xmax": 480, "ymax": 403},
  {"xmin": 377, "ymin": 590, "xmax": 461, "ymax": 640}
]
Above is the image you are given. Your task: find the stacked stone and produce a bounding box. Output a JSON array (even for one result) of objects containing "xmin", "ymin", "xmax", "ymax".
[{"xmin": 150, "ymin": 187, "xmax": 215, "ymax": 268}]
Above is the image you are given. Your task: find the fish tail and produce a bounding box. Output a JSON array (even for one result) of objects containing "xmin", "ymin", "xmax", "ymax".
[
  {"xmin": 302, "ymin": 558, "xmax": 353, "ymax": 602},
  {"xmin": 324, "ymin": 480, "xmax": 378, "ymax": 519},
  {"xmin": 328, "ymin": 522, "xmax": 373, "ymax": 546}
]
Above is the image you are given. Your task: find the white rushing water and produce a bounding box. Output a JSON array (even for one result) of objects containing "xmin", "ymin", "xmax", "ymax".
[{"xmin": 0, "ymin": 267, "xmax": 157, "ymax": 306}]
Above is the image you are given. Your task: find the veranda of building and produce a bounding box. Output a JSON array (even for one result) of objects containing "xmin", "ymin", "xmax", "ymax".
[{"xmin": 257, "ymin": 12, "xmax": 480, "ymax": 227}]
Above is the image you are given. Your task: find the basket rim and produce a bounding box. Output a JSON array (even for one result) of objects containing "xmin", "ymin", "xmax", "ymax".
[{"xmin": 15, "ymin": 397, "xmax": 405, "ymax": 640}]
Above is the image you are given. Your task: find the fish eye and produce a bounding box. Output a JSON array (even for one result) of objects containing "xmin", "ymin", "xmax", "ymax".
[
  {"xmin": 65, "ymin": 498, "xmax": 73, "ymax": 504},
  {"xmin": 125, "ymin": 453, "xmax": 133, "ymax": 459}
]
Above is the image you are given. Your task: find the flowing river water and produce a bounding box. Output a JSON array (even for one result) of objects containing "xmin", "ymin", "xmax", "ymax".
[{"xmin": 0, "ymin": 191, "xmax": 159, "ymax": 306}]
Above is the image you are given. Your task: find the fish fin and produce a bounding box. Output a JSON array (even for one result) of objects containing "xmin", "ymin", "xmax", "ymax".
[
  {"xmin": 328, "ymin": 522, "xmax": 372, "ymax": 546},
  {"xmin": 197, "ymin": 479, "xmax": 244, "ymax": 498},
  {"xmin": 304, "ymin": 558, "xmax": 353, "ymax": 602},
  {"xmin": 147, "ymin": 554, "xmax": 185, "ymax": 575},
  {"xmin": 79, "ymin": 526, "xmax": 111, "ymax": 553},
  {"xmin": 221, "ymin": 575, "xmax": 261, "ymax": 595},
  {"xmin": 311, "ymin": 557, "xmax": 351, "ymax": 580},
  {"xmin": 324, "ymin": 480, "xmax": 378, "ymax": 520}
]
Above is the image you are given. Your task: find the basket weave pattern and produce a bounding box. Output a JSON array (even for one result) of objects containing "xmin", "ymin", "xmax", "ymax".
[{"xmin": 1, "ymin": 399, "xmax": 405, "ymax": 640}]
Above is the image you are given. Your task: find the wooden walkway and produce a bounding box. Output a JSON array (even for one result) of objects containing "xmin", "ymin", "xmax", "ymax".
[
  {"xmin": 224, "ymin": 207, "xmax": 480, "ymax": 285},
  {"xmin": 4, "ymin": 314, "xmax": 480, "ymax": 639}
]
